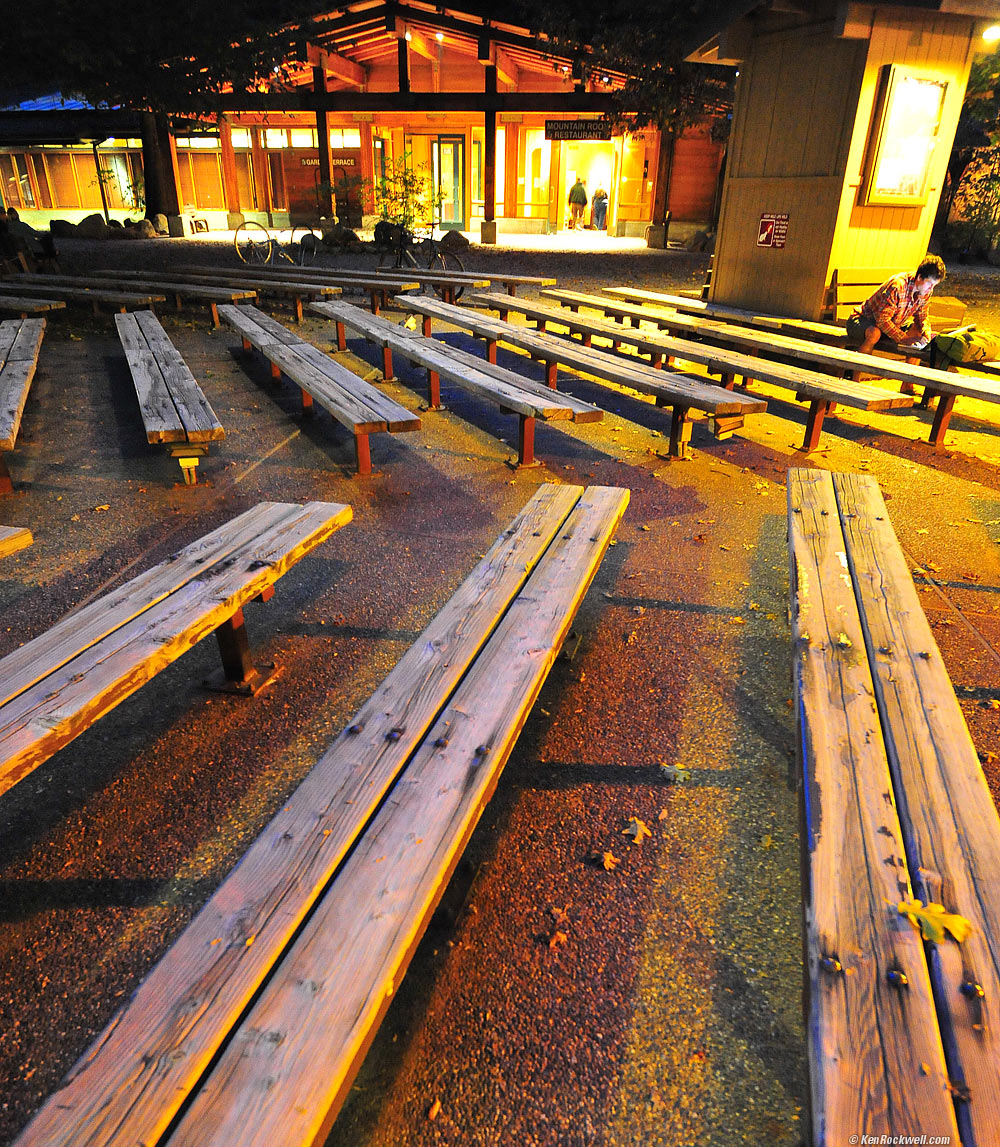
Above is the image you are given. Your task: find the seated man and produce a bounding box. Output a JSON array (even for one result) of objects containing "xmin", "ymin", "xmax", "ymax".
[
  {"xmin": 846, "ymin": 254, "xmax": 947, "ymax": 357},
  {"xmin": 4, "ymin": 207, "xmax": 59, "ymax": 267}
]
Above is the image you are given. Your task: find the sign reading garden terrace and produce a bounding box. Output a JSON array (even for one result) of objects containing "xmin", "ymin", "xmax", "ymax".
[{"xmin": 545, "ymin": 119, "xmax": 613, "ymax": 141}]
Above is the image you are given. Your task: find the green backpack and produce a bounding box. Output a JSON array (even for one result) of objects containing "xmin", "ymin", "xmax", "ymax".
[{"xmin": 932, "ymin": 326, "xmax": 1000, "ymax": 364}]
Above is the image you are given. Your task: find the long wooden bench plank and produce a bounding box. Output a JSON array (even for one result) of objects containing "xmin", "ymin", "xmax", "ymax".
[
  {"xmin": 217, "ymin": 302, "xmax": 301, "ymax": 348},
  {"xmin": 787, "ymin": 469, "xmax": 959, "ymax": 1142},
  {"xmin": 115, "ymin": 312, "xmax": 187, "ymax": 443},
  {"xmin": 832, "ymin": 472, "xmax": 1000, "ymax": 1143},
  {"xmin": 1, "ymin": 502, "xmax": 302, "ymax": 710},
  {"xmin": 264, "ymin": 345, "xmax": 389, "ymax": 434},
  {"xmin": 0, "ymin": 318, "xmax": 46, "ymax": 454},
  {"xmin": 165, "ymin": 485, "xmax": 630, "ymax": 1147},
  {"xmin": 0, "ymin": 296, "xmax": 66, "ymax": 316},
  {"xmin": 11, "ymin": 484, "xmax": 587, "ymax": 1147},
  {"xmin": 0, "ymin": 525, "xmax": 32, "ymax": 557},
  {"xmin": 0, "ymin": 283, "xmax": 165, "ymax": 310},
  {"xmin": 0, "ymin": 500, "xmax": 352, "ymax": 797},
  {"xmin": 130, "ymin": 312, "xmax": 224, "ymax": 442}
]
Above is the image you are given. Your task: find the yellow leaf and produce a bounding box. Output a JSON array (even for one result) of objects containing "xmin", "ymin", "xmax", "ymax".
[
  {"xmin": 622, "ymin": 817, "xmax": 651, "ymax": 844},
  {"xmin": 897, "ymin": 897, "xmax": 972, "ymax": 944}
]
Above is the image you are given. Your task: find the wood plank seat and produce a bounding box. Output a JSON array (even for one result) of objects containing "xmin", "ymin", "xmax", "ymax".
[
  {"xmin": 132, "ymin": 270, "xmax": 340, "ymax": 322},
  {"xmin": 0, "ymin": 499, "xmax": 352, "ymax": 798},
  {"xmin": 115, "ymin": 311, "xmax": 225, "ymax": 484},
  {"xmin": 603, "ymin": 287, "xmax": 849, "ymax": 345},
  {"xmin": 0, "ymin": 317, "xmax": 46, "ymax": 494},
  {"xmin": 0, "ymin": 280, "xmax": 165, "ymax": 315},
  {"xmin": 85, "ymin": 270, "xmax": 258, "ymax": 327},
  {"xmin": 312, "ymin": 298, "xmax": 602, "ymax": 467},
  {"xmin": 218, "ymin": 304, "xmax": 420, "ymax": 475},
  {"xmin": 0, "ymin": 525, "xmax": 32, "ymax": 557},
  {"xmin": 12, "ymin": 482, "xmax": 627, "ymax": 1147},
  {"xmin": 788, "ymin": 469, "xmax": 1000, "ymax": 1146},
  {"xmin": 468, "ymin": 291, "xmax": 913, "ymax": 453},
  {"xmin": 395, "ymin": 294, "xmax": 767, "ymax": 458},
  {"xmin": 0, "ymin": 295, "xmax": 66, "ymax": 318},
  {"xmin": 545, "ymin": 288, "xmax": 1000, "ymax": 450}
]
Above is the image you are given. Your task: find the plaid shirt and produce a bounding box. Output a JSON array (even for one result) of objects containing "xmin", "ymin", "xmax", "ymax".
[{"xmin": 859, "ymin": 272, "xmax": 931, "ymax": 343}]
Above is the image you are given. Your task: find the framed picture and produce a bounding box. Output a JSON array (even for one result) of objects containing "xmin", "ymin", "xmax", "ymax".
[{"xmin": 861, "ymin": 65, "xmax": 947, "ymax": 207}]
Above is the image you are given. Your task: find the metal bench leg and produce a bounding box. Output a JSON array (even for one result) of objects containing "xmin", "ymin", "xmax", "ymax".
[
  {"xmin": 210, "ymin": 303, "xmax": 220, "ymax": 328},
  {"xmin": 919, "ymin": 388, "xmax": 934, "ymax": 409},
  {"xmin": 271, "ymin": 361, "xmax": 281, "ymax": 381},
  {"xmin": 204, "ymin": 605, "xmax": 279, "ymax": 696},
  {"xmin": 486, "ymin": 339, "xmax": 497, "ymax": 364},
  {"xmin": 669, "ymin": 405, "xmax": 692, "ymax": 458},
  {"xmin": 382, "ymin": 346, "xmax": 394, "ymax": 382},
  {"xmin": 292, "ymin": 296, "xmax": 304, "ymax": 323},
  {"xmin": 651, "ymin": 353, "xmax": 664, "ymax": 369},
  {"xmin": 336, "ymin": 321, "xmax": 347, "ymax": 351},
  {"xmin": 0, "ymin": 454, "xmax": 13, "ymax": 495},
  {"xmin": 720, "ymin": 372, "xmax": 735, "ymax": 390},
  {"xmin": 507, "ymin": 283, "xmax": 516, "ymax": 296},
  {"xmin": 801, "ymin": 399, "xmax": 831, "ymax": 452},
  {"xmin": 545, "ymin": 360, "xmax": 558, "ymax": 389},
  {"xmin": 498, "ymin": 308, "xmax": 509, "ymax": 322},
  {"xmin": 242, "ymin": 336, "xmax": 252, "ymax": 353},
  {"xmin": 516, "ymin": 414, "xmax": 539, "ymax": 467},
  {"xmin": 537, "ymin": 320, "xmax": 547, "ymax": 334},
  {"xmin": 928, "ymin": 393, "xmax": 956, "ymax": 449},
  {"xmin": 422, "ymin": 317, "xmax": 433, "ymax": 337},
  {"xmin": 581, "ymin": 333, "xmax": 592, "ymax": 348},
  {"xmin": 428, "ymin": 370, "xmax": 442, "ymax": 409},
  {"xmin": 301, "ymin": 390, "xmax": 314, "ymax": 416},
  {"xmin": 354, "ymin": 433, "xmax": 372, "ymax": 475}
]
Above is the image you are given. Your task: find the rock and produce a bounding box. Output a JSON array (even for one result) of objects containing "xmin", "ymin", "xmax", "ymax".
[
  {"xmin": 134, "ymin": 218, "xmax": 157, "ymax": 239},
  {"xmin": 76, "ymin": 213, "xmax": 109, "ymax": 239},
  {"xmin": 49, "ymin": 219, "xmax": 77, "ymax": 238},
  {"xmin": 684, "ymin": 230, "xmax": 709, "ymax": 252},
  {"xmin": 107, "ymin": 218, "xmax": 123, "ymax": 228},
  {"xmin": 151, "ymin": 213, "xmax": 169, "ymax": 235},
  {"xmin": 440, "ymin": 229, "xmax": 470, "ymax": 250}
]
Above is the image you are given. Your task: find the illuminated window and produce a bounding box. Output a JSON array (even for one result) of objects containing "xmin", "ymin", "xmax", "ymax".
[
  {"xmin": 230, "ymin": 129, "xmax": 252, "ymax": 149},
  {"xmin": 265, "ymin": 129, "xmax": 288, "ymax": 149},
  {"xmin": 290, "ymin": 128, "xmax": 316, "ymax": 148}
]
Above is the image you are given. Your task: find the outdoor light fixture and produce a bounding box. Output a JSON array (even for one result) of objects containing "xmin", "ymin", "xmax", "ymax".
[
  {"xmin": 404, "ymin": 28, "xmax": 412, "ymax": 40},
  {"xmin": 984, "ymin": 23, "xmax": 1000, "ymax": 41},
  {"xmin": 435, "ymin": 31, "xmax": 444, "ymax": 41}
]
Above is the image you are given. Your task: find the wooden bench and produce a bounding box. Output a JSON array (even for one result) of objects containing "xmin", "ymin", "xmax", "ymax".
[
  {"xmin": 546, "ymin": 288, "xmax": 1000, "ymax": 450},
  {"xmin": 469, "ymin": 291, "xmax": 913, "ymax": 453},
  {"xmin": 147, "ymin": 270, "xmax": 341, "ymax": 322},
  {"xmin": 396, "ymin": 294, "xmax": 767, "ymax": 458},
  {"xmin": 12, "ymin": 482, "xmax": 627, "ymax": 1147},
  {"xmin": 0, "ymin": 499, "xmax": 351, "ymax": 798},
  {"xmin": 219, "ymin": 303, "xmax": 420, "ymax": 475},
  {"xmin": 0, "ymin": 524, "xmax": 32, "ymax": 557},
  {"xmin": 0, "ymin": 280, "xmax": 165, "ymax": 315},
  {"xmin": 115, "ymin": 311, "xmax": 225, "ymax": 484},
  {"xmin": 0, "ymin": 317, "xmax": 46, "ymax": 494},
  {"xmin": 89, "ymin": 270, "xmax": 258, "ymax": 327},
  {"xmin": 312, "ymin": 298, "xmax": 603, "ymax": 467},
  {"xmin": 788, "ymin": 469, "xmax": 1000, "ymax": 1145},
  {"xmin": 822, "ymin": 266, "xmax": 967, "ymax": 328},
  {"xmin": 0, "ymin": 295, "xmax": 66, "ymax": 318}
]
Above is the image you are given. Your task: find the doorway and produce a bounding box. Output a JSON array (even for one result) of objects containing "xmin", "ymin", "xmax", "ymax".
[{"xmin": 433, "ymin": 136, "xmax": 465, "ymax": 230}]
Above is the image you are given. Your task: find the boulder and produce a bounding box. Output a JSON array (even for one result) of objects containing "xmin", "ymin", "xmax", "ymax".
[
  {"xmin": 440, "ymin": 229, "xmax": 470, "ymax": 250},
  {"xmin": 133, "ymin": 218, "xmax": 158, "ymax": 239},
  {"xmin": 107, "ymin": 218, "xmax": 123, "ymax": 228},
  {"xmin": 151, "ymin": 213, "xmax": 169, "ymax": 235},
  {"xmin": 76, "ymin": 213, "xmax": 109, "ymax": 239},
  {"xmin": 684, "ymin": 230, "xmax": 709, "ymax": 252},
  {"xmin": 49, "ymin": 219, "xmax": 77, "ymax": 238}
]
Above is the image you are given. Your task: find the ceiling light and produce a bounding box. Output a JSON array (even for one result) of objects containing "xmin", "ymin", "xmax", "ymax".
[
  {"xmin": 984, "ymin": 23, "xmax": 1000, "ymax": 41},
  {"xmin": 404, "ymin": 29, "xmax": 412, "ymax": 40},
  {"xmin": 435, "ymin": 31, "xmax": 444, "ymax": 41}
]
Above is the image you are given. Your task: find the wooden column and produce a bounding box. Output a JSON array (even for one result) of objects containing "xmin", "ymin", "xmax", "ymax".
[
  {"xmin": 251, "ymin": 127, "xmax": 271, "ymax": 216},
  {"xmin": 547, "ymin": 140, "xmax": 562, "ymax": 233},
  {"xmin": 359, "ymin": 121, "xmax": 376, "ymax": 214},
  {"xmin": 483, "ymin": 66, "xmax": 497, "ymax": 244},
  {"xmin": 140, "ymin": 111, "xmax": 180, "ymax": 219},
  {"xmin": 647, "ymin": 129, "xmax": 674, "ymax": 248},
  {"xmin": 314, "ymin": 66, "xmax": 335, "ymax": 221},
  {"xmin": 219, "ymin": 118, "xmax": 242, "ymax": 223},
  {"xmin": 397, "ymin": 38, "xmax": 410, "ymax": 94},
  {"xmin": 504, "ymin": 124, "xmax": 519, "ymax": 219}
]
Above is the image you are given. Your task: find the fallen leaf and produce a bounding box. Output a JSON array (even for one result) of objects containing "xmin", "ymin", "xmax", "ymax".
[
  {"xmin": 897, "ymin": 897, "xmax": 972, "ymax": 944},
  {"xmin": 660, "ymin": 763, "xmax": 691, "ymax": 783},
  {"xmin": 760, "ymin": 834, "xmax": 777, "ymax": 849},
  {"xmin": 639, "ymin": 524, "xmax": 651, "ymax": 532},
  {"xmin": 549, "ymin": 930, "xmax": 569, "ymax": 949},
  {"xmin": 93, "ymin": 505, "xmax": 110, "ymax": 513},
  {"xmin": 427, "ymin": 1098, "xmax": 442, "ymax": 1122},
  {"xmin": 592, "ymin": 850, "xmax": 621, "ymax": 871},
  {"xmin": 549, "ymin": 905, "xmax": 570, "ymax": 929},
  {"xmin": 622, "ymin": 817, "xmax": 652, "ymax": 844},
  {"xmin": 729, "ymin": 616, "xmax": 746, "ymax": 625}
]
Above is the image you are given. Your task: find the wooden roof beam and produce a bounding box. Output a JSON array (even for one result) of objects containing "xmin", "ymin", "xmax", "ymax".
[{"xmin": 306, "ymin": 41, "xmax": 368, "ymax": 87}]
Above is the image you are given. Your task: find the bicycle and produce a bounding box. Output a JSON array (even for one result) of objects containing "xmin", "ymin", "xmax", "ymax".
[
  {"xmin": 234, "ymin": 221, "xmax": 320, "ymax": 266},
  {"xmin": 373, "ymin": 222, "xmax": 465, "ymax": 299}
]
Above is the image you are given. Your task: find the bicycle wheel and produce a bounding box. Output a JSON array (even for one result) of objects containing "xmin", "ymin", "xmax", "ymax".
[
  {"xmin": 430, "ymin": 249, "xmax": 466, "ymax": 300},
  {"xmin": 234, "ymin": 221, "xmax": 274, "ymax": 265},
  {"xmin": 291, "ymin": 227, "xmax": 320, "ymax": 266}
]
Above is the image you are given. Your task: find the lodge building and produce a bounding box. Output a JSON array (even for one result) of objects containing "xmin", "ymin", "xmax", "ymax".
[{"xmin": 0, "ymin": 3, "xmax": 729, "ymax": 243}]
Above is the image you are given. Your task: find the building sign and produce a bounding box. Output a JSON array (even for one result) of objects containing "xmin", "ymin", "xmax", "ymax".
[
  {"xmin": 545, "ymin": 119, "xmax": 613, "ymax": 141},
  {"xmin": 757, "ymin": 213, "xmax": 788, "ymax": 248},
  {"xmin": 300, "ymin": 157, "xmax": 356, "ymax": 167}
]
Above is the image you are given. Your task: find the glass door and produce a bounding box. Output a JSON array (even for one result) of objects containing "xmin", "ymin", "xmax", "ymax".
[{"xmin": 433, "ymin": 135, "xmax": 465, "ymax": 231}]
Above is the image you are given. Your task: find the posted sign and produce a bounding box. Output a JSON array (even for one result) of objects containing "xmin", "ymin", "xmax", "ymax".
[
  {"xmin": 757, "ymin": 213, "xmax": 788, "ymax": 248},
  {"xmin": 545, "ymin": 119, "xmax": 613, "ymax": 141}
]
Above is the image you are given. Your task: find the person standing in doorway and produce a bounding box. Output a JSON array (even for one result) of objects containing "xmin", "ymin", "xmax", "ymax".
[
  {"xmin": 567, "ymin": 177, "xmax": 588, "ymax": 229},
  {"xmin": 592, "ymin": 187, "xmax": 608, "ymax": 231}
]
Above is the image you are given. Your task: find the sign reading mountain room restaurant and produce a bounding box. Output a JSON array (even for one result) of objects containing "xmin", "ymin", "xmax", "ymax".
[{"xmin": 545, "ymin": 119, "xmax": 613, "ymax": 141}]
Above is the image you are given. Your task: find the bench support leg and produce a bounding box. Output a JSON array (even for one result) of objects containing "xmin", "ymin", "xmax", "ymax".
[
  {"xmin": 720, "ymin": 372, "xmax": 735, "ymax": 390},
  {"xmin": 204, "ymin": 607, "xmax": 279, "ymax": 696},
  {"xmin": 514, "ymin": 415, "xmax": 540, "ymax": 467},
  {"xmin": 928, "ymin": 392, "xmax": 956, "ymax": 449},
  {"xmin": 354, "ymin": 433, "xmax": 372, "ymax": 476},
  {"xmin": 270, "ymin": 361, "xmax": 281, "ymax": 381},
  {"xmin": 301, "ymin": 390, "xmax": 314, "ymax": 416},
  {"xmin": 498, "ymin": 308, "xmax": 509, "ymax": 323},
  {"xmin": 801, "ymin": 399, "xmax": 831, "ymax": 452},
  {"xmin": 582, "ymin": 333, "xmax": 592, "ymax": 348},
  {"xmin": 0, "ymin": 454, "xmax": 13, "ymax": 495},
  {"xmin": 422, "ymin": 317, "xmax": 433, "ymax": 338},
  {"xmin": 210, "ymin": 302, "xmax": 220, "ymax": 328},
  {"xmin": 293, "ymin": 296, "xmax": 304, "ymax": 323},
  {"xmin": 651, "ymin": 353, "xmax": 664, "ymax": 370},
  {"xmin": 382, "ymin": 346, "xmax": 394, "ymax": 382},
  {"xmin": 668, "ymin": 405, "xmax": 692, "ymax": 459},
  {"xmin": 336, "ymin": 321, "xmax": 347, "ymax": 352},
  {"xmin": 486, "ymin": 339, "xmax": 497, "ymax": 364},
  {"xmin": 545, "ymin": 361, "xmax": 558, "ymax": 389},
  {"xmin": 428, "ymin": 370, "xmax": 442, "ymax": 409},
  {"xmin": 242, "ymin": 336, "xmax": 252, "ymax": 354}
]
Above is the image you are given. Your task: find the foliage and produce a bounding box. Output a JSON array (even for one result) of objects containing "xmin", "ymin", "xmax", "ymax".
[
  {"xmin": 366, "ymin": 155, "xmax": 441, "ymax": 231},
  {"xmin": 4, "ymin": 0, "xmax": 321, "ymax": 113},
  {"xmin": 897, "ymin": 897, "xmax": 972, "ymax": 945}
]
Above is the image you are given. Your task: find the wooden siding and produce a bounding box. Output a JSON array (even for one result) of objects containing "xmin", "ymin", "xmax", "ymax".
[
  {"xmin": 712, "ymin": 10, "xmax": 976, "ymax": 319},
  {"xmin": 668, "ymin": 130, "xmax": 724, "ymax": 223}
]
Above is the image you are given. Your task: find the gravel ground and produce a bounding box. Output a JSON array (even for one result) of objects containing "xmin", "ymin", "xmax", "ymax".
[{"xmin": 1, "ymin": 236, "xmax": 999, "ymax": 1147}]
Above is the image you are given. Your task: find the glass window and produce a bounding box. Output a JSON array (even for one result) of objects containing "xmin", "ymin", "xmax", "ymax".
[
  {"xmin": 329, "ymin": 129, "xmax": 343, "ymax": 149},
  {"xmin": 342, "ymin": 128, "xmax": 361, "ymax": 148},
  {"xmin": 230, "ymin": 128, "xmax": 252, "ymax": 149},
  {"xmin": 290, "ymin": 128, "xmax": 316, "ymax": 148},
  {"xmin": 265, "ymin": 129, "xmax": 288, "ymax": 149}
]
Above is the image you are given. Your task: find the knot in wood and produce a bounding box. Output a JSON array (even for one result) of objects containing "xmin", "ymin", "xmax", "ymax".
[
  {"xmin": 887, "ymin": 968, "xmax": 909, "ymax": 989},
  {"xmin": 820, "ymin": 956, "xmax": 842, "ymax": 974}
]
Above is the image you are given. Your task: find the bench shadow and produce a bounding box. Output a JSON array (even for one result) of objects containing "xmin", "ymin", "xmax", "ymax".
[{"xmin": 101, "ymin": 353, "xmax": 162, "ymax": 465}]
